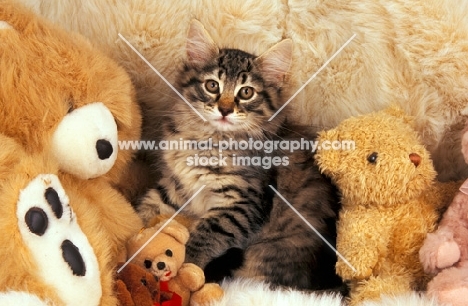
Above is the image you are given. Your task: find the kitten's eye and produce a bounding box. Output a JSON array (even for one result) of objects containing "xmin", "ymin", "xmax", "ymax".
[
  {"xmin": 238, "ymin": 86, "xmax": 254, "ymax": 100},
  {"xmin": 367, "ymin": 152, "xmax": 378, "ymax": 164},
  {"xmin": 205, "ymin": 80, "xmax": 219, "ymax": 94}
]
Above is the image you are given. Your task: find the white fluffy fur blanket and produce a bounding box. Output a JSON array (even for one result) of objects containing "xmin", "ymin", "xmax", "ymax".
[{"xmin": 203, "ymin": 278, "xmax": 442, "ymax": 306}]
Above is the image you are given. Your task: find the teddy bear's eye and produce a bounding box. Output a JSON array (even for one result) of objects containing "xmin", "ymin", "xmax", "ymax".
[
  {"xmin": 140, "ymin": 278, "xmax": 147, "ymax": 287},
  {"xmin": 165, "ymin": 249, "xmax": 173, "ymax": 257},
  {"xmin": 144, "ymin": 259, "xmax": 152, "ymax": 269},
  {"xmin": 367, "ymin": 152, "xmax": 378, "ymax": 164}
]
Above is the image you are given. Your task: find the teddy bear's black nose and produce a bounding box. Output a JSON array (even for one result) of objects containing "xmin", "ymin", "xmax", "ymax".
[
  {"xmin": 409, "ymin": 153, "xmax": 421, "ymax": 167},
  {"xmin": 157, "ymin": 262, "xmax": 166, "ymax": 270},
  {"xmin": 95, "ymin": 139, "xmax": 113, "ymax": 160}
]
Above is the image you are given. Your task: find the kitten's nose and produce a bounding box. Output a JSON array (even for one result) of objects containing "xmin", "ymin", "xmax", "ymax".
[{"xmin": 218, "ymin": 105, "xmax": 233, "ymax": 117}]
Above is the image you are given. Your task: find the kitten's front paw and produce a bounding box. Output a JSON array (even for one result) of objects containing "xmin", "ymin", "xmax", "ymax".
[
  {"xmin": 185, "ymin": 236, "xmax": 212, "ymax": 269},
  {"xmin": 137, "ymin": 189, "xmax": 163, "ymax": 225}
]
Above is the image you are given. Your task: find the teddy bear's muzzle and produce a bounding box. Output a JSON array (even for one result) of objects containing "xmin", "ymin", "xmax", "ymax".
[{"xmin": 409, "ymin": 153, "xmax": 421, "ymax": 167}]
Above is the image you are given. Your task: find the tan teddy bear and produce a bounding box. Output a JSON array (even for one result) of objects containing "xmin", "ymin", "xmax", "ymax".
[
  {"xmin": 315, "ymin": 107, "xmax": 459, "ymax": 306},
  {"xmin": 126, "ymin": 219, "xmax": 224, "ymax": 306}
]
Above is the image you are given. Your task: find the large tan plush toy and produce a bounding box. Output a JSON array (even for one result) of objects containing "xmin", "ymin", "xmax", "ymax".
[
  {"xmin": 0, "ymin": 1, "xmax": 143, "ymax": 261},
  {"xmin": 0, "ymin": 0, "xmax": 141, "ymax": 186},
  {"xmin": 126, "ymin": 219, "xmax": 224, "ymax": 306},
  {"xmin": 0, "ymin": 134, "xmax": 122, "ymax": 305},
  {"xmin": 16, "ymin": 0, "xmax": 468, "ymax": 181},
  {"xmin": 315, "ymin": 107, "xmax": 459, "ymax": 306}
]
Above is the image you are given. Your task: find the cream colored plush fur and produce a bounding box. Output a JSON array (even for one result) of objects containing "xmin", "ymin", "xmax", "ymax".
[{"xmin": 15, "ymin": 0, "xmax": 468, "ymax": 180}]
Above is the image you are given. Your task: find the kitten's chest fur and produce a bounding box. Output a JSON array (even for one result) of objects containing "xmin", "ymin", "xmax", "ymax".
[{"xmin": 160, "ymin": 123, "xmax": 267, "ymax": 216}]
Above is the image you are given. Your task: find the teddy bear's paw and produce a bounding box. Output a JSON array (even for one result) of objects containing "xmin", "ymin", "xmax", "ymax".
[
  {"xmin": 178, "ymin": 263, "xmax": 206, "ymax": 291},
  {"xmin": 420, "ymin": 231, "xmax": 460, "ymax": 273},
  {"xmin": 190, "ymin": 283, "xmax": 224, "ymax": 306},
  {"xmin": 16, "ymin": 174, "xmax": 102, "ymax": 306},
  {"xmin": 52, "ymin": 102, "xmax": 118, "ymax": 180},
  {"xmin": 436, "ymin": 240, "xmax": 461, "ymax": 269},
  {"xmin": 336, "ymin": 260, "xmax": 372, "ymax": 280},
  {"xmin": 137, "ymin": 189, "xmax": 165, "ymax": 225},
  {"xmin": 0, "ymin": 291, "xmax": 50, "ymax": 305},
  {"xmin": 437, "ymin": 287, "xmax": 468, "ymax": 306}
]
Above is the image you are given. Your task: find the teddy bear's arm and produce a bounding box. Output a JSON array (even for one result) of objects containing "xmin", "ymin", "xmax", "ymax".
[
  {"xmin": 335, "ymin": 207, "xmax": 392, "ymax": 280},
  {"xmin": 420, "ymin": 192, "xmax": 468, "ymax": 273},
  {"xmin": 176, "ymin": 263, "xmax": 205, "ymax": 292}
]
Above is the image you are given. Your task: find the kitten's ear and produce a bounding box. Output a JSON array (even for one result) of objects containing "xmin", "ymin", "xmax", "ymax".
[
  {"xmin": 255, "ymin": 39, "xmax": 292, "ymax": 86},
  {"xmin": 186, "ymin": 19, "xmax": 219, "ymax": 66}
]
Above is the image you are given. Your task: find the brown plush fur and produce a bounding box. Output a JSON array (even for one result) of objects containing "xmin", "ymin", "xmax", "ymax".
[
  {"xmin": 0, "ymin": 0, "xmax": 141, "ymax": 186},
  {"xmin": 115, "ymin": 262, "xmax": 160, "ymax": 306},
  {"xmin": 315, "ymin": 107, "xmax": 459, "ymax": 306}
]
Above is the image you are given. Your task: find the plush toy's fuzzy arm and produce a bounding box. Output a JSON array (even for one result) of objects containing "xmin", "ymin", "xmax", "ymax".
[
  {"xmin": 420, "ymin": 191, "xmax": 468, "ymax": 274},
  {"xmin": 336, "ymin": 207, "xmax": 392, "ymax": 280},
  {"xmin": 177, "ymin": 263, "xmax": 205, "ymax": 292}
]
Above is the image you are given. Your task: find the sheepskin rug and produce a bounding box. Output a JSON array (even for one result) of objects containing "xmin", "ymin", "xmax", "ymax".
[{"xmin": 201, "ymin": 278, "xmax": 443, "ymax": 306}]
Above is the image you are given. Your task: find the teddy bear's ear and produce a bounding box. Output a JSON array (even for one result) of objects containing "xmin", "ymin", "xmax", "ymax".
[
  {"xmin": 159, "ymin": 220, "xmax": 190, "ymax": 245},
  {"xmin": 315, "ymin": 128, "xmax": 342, "ymax": 176},
  {"xmin": 382, "ymin": 105, "xmax": 416, "ymax": 129}
]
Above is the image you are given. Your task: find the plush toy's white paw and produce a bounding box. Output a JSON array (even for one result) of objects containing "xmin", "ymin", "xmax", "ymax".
[
  {"xmin": 0, "ymin": 291, "xmax": 50, "ymax": 306},
  {"xmin": 52, "ymin": 102, "xmax": 118, "ymax": 179},
  {"xmin": 16, "ymin": 174, "xmax": 101, "ymax": 306}
]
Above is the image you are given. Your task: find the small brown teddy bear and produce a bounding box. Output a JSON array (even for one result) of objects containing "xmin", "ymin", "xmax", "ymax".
[
  {"xmin": 126, "ymin": 219, "xmax": 224, "ymax": 306},
  {"xmin": 115, "ymin": 262, "xmax": 160, "ymax": 306},
  {"xmin": 315, "ymin": 106, "xmax": 459, "ymax": 306},
  {"xmin": 419, "ymin": 120, "xmax": 468, "ymax": 306}
]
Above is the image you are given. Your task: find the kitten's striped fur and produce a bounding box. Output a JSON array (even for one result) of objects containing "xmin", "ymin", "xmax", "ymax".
[{"xmin": 138, "ymin": 20, "xmax": 342, "ymax": 290}]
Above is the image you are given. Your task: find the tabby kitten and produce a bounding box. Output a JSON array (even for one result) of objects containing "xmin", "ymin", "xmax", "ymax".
[{"xmin": 138, "ymin": 20, "xmax": 342, "ymax": 290}]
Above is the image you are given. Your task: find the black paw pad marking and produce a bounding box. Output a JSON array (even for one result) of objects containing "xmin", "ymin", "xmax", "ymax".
[
  {"xmin": 25, "ymin": 207, "xmax": 48, "ymax": 236},
  {"xmin": 45, "ymin": 187, "xmax": 63, "ymax": 219},
  {"xmin": 16, "ymin": 174, "xmax": 102, "ymax": 305},
  {"xmin": 62, "ymin": 240, "xmax": 86, "ymax": 276}
]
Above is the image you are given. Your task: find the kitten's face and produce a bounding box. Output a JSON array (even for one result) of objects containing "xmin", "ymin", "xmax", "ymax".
[{"xmin": 177, "ymin": 20, "xmax": 292, "ymax": 136}]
